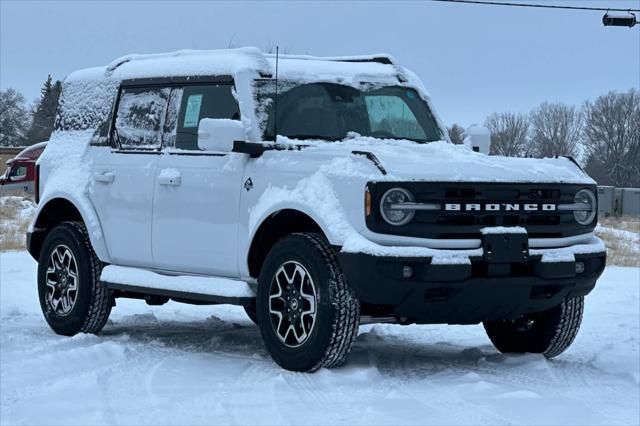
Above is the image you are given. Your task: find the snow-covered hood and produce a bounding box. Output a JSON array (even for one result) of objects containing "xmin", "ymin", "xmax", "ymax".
[{"xmin": 282, "ymin": 137, "xmax": 594, "ymax": 185}]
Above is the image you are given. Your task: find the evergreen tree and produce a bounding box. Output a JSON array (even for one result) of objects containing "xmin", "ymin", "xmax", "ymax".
[{"xmin": 25, "ymin": 75, "xmax": 62, "ymax": 145}]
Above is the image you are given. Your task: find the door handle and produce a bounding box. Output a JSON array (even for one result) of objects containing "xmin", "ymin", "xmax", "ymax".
[
  {"xmin": 158, "ymin": 170, "xmax": 181, "ymax": 186},
  {"xmin": 94, "ymin": 171, "xmax": 115, "ymax": 183}
]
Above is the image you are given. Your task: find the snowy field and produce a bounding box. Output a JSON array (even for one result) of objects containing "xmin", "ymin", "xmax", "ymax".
[{"xmin": 0, "ymin": 251, "xmax": 638, "ymax": 426}]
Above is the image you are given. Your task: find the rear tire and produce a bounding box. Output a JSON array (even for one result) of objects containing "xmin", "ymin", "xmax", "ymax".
[
  {"xmin": 256, "ymin": 233, "xmax": 360, "ymax": 372},
  {"xmin": 37, "ymin": 222, "xmax": 112, "ymax": 336},
  {"xmin": 483, "ymin": 297, "xmax": 584, "ymax": 358}
]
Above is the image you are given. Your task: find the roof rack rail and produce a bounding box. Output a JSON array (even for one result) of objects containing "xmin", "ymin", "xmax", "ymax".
[
  {"xmin": 333, "ymin": 56, "xmax": 394, "ymax": 65},
  {"xmin": 264, "ymin": 53, "xmax": 396, "ymax": 66}
]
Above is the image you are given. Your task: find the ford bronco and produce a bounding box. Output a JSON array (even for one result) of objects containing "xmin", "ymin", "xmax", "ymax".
[{"xmin": 27, "ymin": 48, "xmax": 606, "ymax": 372}]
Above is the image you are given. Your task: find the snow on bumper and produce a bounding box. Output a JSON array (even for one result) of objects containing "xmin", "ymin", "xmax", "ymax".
[{"xmin": 341, "ymin": 232, "xmax": 605, "ymax": 265}]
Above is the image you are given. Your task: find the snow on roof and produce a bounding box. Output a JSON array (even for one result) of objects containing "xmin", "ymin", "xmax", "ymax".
[
  {"xmin": 264, "ymin": 55, "xmax": 404, "ymax": 85},
  {"xmin": 14, "ymin": 142, "xmax": 48, "ymax": 160},
  {"xmin": 57, "ymin": 47, "xmax": 422, "ymax": 132},
  {"xmin": 66, "ymin": 47, "xmax": 406, "ymax": 84},
  {"xmin": 105, "ymin": 47, "xmax": 271, "ymax": 80}
]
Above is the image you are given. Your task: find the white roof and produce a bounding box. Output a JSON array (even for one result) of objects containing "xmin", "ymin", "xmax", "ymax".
[{"xmin": 67, "ymin": 47, "xmax": 406, "ymax": 85}]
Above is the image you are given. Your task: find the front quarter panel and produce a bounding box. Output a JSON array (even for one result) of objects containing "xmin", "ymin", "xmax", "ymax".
[{"xmin": 237, "ymin": 148, "xmax": 377, "ymax": 277}]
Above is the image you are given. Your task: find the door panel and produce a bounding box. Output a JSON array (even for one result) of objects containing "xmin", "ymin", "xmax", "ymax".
[
  {"xmin": 88, "ymin": 85, "xmax": 171, "ymax": 267},
  {"xmin": 151, "ymin": 82, "xmax": 244, "ymax": 276},
  {"xmin": 89, "ymin": 149, "xmax": 159, "ymax": 267},
  {"xmin": 152, "ymin": 153, "xmax": 245, "ymax": 276}
]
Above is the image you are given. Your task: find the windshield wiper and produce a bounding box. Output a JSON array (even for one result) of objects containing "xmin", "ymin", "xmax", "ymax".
[{"xmin": 279, "ymin": 134, "xmax": 342, "ymax": 141}]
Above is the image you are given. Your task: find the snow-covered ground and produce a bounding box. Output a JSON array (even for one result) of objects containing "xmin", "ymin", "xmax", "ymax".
[{"xmin": 1, "ymin": 251, "xmax": 638, "ymax": 426}]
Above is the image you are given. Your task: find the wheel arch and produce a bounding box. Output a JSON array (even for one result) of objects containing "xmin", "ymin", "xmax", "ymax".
[
  {"xmin": 246, "ymin": 209, "xmax": 331, "ymax": 279},
  {"xmin": 29, "ymin": 195, "xmax": 110, "ymax": 263}
]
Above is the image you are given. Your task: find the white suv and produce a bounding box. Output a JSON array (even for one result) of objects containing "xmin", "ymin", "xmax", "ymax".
[{"xmin": 28, "ymin": 48, "xmax": 606, "ymax": 372}]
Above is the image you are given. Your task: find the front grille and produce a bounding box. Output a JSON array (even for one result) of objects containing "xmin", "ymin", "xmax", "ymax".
[{"xmin": 366, "ymin": 182, "xmax": 596, "ymax": 239}]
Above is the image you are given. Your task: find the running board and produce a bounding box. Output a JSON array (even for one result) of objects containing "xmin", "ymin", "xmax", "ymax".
[{"xmin": 100, "ymin": 265, "xmax": 256, "ymax": 306}]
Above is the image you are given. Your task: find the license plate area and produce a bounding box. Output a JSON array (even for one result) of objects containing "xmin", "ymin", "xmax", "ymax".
[{"xmin": 483, "ymin": 233, "xmax": 529, "ymax": 263}]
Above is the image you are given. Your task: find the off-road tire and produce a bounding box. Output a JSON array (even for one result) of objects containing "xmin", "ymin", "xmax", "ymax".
[
  {"xmin": 37, "ymin": 221, "xmax": 112, "ymax": 336},
  {"xmin": 483, "ymin": 296, "xmax": 584, "ymax": 358},
  {"xmin": 256, "ymin": 233, "xmax": 360, "ymax": 372}
]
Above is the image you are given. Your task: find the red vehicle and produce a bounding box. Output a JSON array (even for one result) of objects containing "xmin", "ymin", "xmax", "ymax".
[{"xmin": 0, "ymin": 142, "xmax": 47, "ymax": 194}]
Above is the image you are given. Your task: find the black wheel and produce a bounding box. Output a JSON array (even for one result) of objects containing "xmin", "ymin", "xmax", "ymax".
[
  {"xmin": 483, "ymin": 297, "xmax": 584, "ymax": 358},
  {"xmin": 243, "ymin": 300, "xmax": 258, "ymax": 325},
  {"xmin": 37, "ymin": 222, "xmax": 112, "ymax": 336},
  {"xmin": 256, "ymin": 233, "xmax": 360, "ymax": 372}
]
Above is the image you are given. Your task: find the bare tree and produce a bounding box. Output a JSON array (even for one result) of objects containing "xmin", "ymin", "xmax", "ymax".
[
  {"xmin": 484, "ymin": 112, "xmax": 530, "ymax": 156},
  {"xmin": 529, "ymin": 102, "xmax": 582, "ymax": 158},
  {"xmin": 447, "ymin": 123, "xmax": 465, "ymax": 144},
  {"xmin": 583, "ymin": 89, "xmax": 640, "ymax": 187},
  {"xmin": 264, "ymin": 41, "xmax": 293, "ymax": 54},
  {"xmin": 0, "ymin": 88, "xmax": 30, "ymax": 147}
]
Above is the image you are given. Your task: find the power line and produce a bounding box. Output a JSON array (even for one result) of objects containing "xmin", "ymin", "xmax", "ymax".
[{"xmin": 429, "ymin": 0, "xmax": 640, "ymax": 13}]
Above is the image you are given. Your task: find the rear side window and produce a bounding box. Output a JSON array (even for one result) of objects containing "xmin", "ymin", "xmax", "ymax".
[
  {"xmin": 173, "ymin": 84, "xmax": 240, "ymax": 150},
  {"xmin": 114, "ymin": 87, "xmax": 171, "ymax": 150}
]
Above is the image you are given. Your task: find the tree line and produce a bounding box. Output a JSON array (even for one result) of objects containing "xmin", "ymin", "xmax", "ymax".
[
  {"xmin": 447, "ymin": 88, "xmax": 639, "ymax": 188},
  {"xmin": 0, "ymin": 75, "xmax": 62, "ymax": 148},
  {"xmin": 1, "ymin": 78, "xmax": 637, "ymax": 187}
]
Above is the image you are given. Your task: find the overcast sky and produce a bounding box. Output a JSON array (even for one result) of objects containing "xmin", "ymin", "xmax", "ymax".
[{"xmin": 1, "ymin": 0, "xmax": 639, "ymax": 126}]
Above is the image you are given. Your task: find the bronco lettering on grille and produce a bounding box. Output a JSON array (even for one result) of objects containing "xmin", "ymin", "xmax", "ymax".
[{"xmin": 444, "ymin": 203, "xmax": 557, "ymax": 212}]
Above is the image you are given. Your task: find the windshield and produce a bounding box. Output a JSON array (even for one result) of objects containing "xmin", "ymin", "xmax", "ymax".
[{"xmin": 255, "ymin": 81, "xmax": 443, "ymax": 142}]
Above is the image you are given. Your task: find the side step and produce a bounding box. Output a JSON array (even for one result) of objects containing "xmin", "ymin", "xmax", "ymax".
[{"xmin": 100, "ymin": 265, "xmax": 256, "ymax": 306}]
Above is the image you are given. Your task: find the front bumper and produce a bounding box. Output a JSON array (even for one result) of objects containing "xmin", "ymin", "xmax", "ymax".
[{"xmin": 337, "ymin": 248, "xmax": 606, "ymax": 325}]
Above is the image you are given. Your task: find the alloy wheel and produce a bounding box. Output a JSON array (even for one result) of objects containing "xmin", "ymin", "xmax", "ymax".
[
  {"xmin": 45, "ymin": 244, "xmax": 79, "ymax": 316},
  {"xmin": 268, "ymin": 261, "xmax": 317, "ymax": 347}
]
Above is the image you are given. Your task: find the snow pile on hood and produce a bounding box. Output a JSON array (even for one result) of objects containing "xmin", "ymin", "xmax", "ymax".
[{"xmin": 277, "ymin": 136, "xmax": 594, "ymax": 184}]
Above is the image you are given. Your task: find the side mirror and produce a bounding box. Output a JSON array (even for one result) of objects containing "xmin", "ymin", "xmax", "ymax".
[
  {"xmin": 464, "ymin": 125, "xmax": 491, "ymax": 155},
  {"xmin": 197, "ymin": 118, "xmax": 245, "ymax": 152}
]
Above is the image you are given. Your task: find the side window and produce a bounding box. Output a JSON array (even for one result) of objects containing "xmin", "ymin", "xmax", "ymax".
[
  {"xmin": 174, "ymin": 84, "xmax": 240, "ymax": 150},
  {"xmin": 9, "ymin": 165, "xmax": 27, "ymax": 180},
  {"xmin": 365, "ymin": 95, "xmax": 426, "ymax": 140},
  {"xmin": 162, "ymin": 88, "xmax": 183, "ymax": 149},
  {"xmin": 114, "ymin": 87, "xmax": 171, "ymax": 150}
]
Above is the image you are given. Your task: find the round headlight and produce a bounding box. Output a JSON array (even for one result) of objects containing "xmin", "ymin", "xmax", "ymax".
[
  {"xmin": 380, "ymin": 188, "xmax": 415, "ymax": 226},
  {"xmin": 573, "ymin": 189, "xmax": 596, "ymax": 225}
]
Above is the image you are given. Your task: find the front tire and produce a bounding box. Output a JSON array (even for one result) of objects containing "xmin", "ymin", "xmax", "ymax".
[
  {"xmin": 256, "ymin": 233, "xmax": 360, "ymax": 372},
  {"xmin": 483, "ymin": 297, "xmax": 584, "ymax": 358},
  {"xmin": 37, "ymin": 222, "xmax": 112, "ymax": 336}
]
